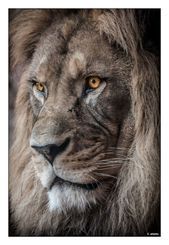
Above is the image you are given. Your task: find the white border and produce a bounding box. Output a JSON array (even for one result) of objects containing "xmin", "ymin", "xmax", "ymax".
[
  {"xmin": 1, "ymin": 0, "xmax": 169, "ymax": 244},
  {"xmin": 0, "ymin": 0, "xmax": 164, "ymax": 8}
]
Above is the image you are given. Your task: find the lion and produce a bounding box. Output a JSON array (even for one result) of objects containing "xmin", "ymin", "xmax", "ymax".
[{"xmin": 9, "ymin": 9, "xmax": 160, "ymax": 236}]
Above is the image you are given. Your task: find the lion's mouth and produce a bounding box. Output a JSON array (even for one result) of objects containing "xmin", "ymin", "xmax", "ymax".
[{"xmin": 50, "ymin": 175, "xmax": 99, "ymax": 191}]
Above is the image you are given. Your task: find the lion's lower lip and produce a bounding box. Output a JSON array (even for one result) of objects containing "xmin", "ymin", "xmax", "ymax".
[{"xmin": 50, "ymin": 175, "xmax": 99, "ymax": 191}]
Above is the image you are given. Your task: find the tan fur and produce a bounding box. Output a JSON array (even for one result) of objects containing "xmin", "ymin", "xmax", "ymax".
[{"xmin": 9, "ymin": 9, "xmax": 160, "ymax": 236}]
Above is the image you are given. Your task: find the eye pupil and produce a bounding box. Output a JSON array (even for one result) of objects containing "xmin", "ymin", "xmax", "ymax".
[{"xmin": 91, "ymin": 79, "xmax": 96, "ymax": 84}]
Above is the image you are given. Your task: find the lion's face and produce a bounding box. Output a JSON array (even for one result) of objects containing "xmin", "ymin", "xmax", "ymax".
[{"xmin": 26, "ymin": 19, "xmax": 134, "ymax": 212}]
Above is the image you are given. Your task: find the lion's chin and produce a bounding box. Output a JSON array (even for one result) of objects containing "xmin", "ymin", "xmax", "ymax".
[
  {"xmin": 47, "ymin": 183, "xmax": 99, "ymax": 213},
  {"xmin": 46, "ymin": 174, "xmax": 111, "ymax": 213}
]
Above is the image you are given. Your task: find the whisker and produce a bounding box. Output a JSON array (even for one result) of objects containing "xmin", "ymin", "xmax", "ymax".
[
  {"xmin": 94, "ymin": 172, "xmax": 118, "ymax": 180},
  {"xmin": 97, "ymin": 159, "xmax": 129, "ymax": 165},
  {"xmin": 107, "ymin": 146, "xmax": 130, "ymax": 151},
  {"xmin": 96, "ymin": 165, "xmax": 121, "ymax": 170},
  {"xmin": 85, "ymin": 173, "xmax": 105, "ymax": 190},
  {"xmin": 99, "ymin": 158, "xmax": 127, "ymax": 162},
  {"xmin": 86, "ymin": 174, "xmax": 102, "ymax": 185}
]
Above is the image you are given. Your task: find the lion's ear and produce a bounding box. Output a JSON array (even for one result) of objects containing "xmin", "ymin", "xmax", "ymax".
[{"xmin": 10, "ymin": 10, "xmax": 56, "ymax": 70}]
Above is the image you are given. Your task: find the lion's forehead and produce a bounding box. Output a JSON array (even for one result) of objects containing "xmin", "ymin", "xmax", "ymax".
[{"xmin": 30, "ymin": 20, "xmax": 117, "ymax": 83}]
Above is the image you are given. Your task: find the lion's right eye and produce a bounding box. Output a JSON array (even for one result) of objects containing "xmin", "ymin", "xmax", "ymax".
[
  {"xmin": 34, "ymin": 82, "xmax": 45, "ymax": 92},
  {"xmin": 32, "ymin": 81, "xmax": 47, "ymax": 104}
]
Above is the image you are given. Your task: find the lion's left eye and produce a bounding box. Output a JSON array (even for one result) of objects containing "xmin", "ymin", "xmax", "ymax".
[{"xmin": 86, "ymin": 76, "xmax": 102, "ymax": 90}]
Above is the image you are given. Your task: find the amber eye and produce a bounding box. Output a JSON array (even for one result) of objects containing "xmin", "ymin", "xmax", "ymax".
[
  {"xmin": 35, "ymin": 82, "xmax": 45, "ymax": 92},
  {"xmin": 86, "ymin": 76, "xmax": 102, "ymax": 90}
]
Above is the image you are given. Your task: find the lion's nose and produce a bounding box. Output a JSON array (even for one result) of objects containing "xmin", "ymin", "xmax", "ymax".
[{"xmin": 31, "ymin": 138, "xmax": 70, "ymax": 164}]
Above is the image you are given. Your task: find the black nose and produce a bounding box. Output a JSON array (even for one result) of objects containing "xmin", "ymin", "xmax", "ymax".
[{"xmin": 31, "ymin": 138, "xmax": 70, "ymax": 164}]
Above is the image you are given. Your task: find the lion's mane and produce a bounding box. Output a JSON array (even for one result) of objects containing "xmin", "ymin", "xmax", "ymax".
[{"xmin": 9, "ymin": 9, "xmax": 160, "ymax": 236}]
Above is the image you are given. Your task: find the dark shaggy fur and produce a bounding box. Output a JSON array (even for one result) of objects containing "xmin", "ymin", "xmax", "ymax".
[{"xmin": 9, "ymin": 9, "xmax": 160, "ymax": 236}]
